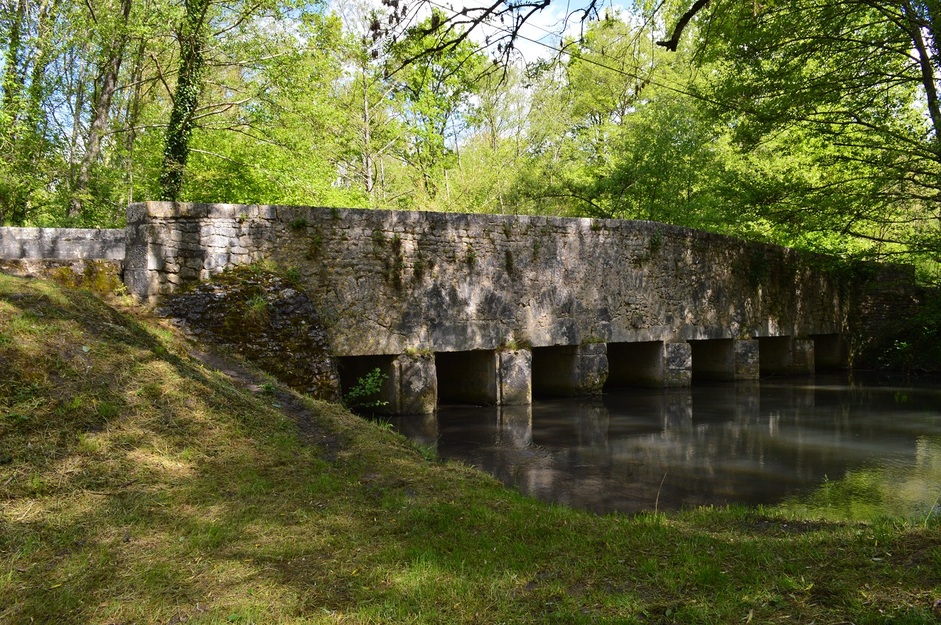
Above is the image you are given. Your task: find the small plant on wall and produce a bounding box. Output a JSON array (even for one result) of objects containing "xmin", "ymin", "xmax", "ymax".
[
  {"xmin": 243, "ymin": 294, "xmax": 271, "ymax": 327},
  {"xmin": 345, "ymin": 368, "xmax": 389, "ymax": 413}
]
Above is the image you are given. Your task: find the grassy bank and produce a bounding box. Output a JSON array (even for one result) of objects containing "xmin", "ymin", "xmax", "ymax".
[{"xmin": 1, "ymin": 272, "xmax": 939, "ymax": 624}]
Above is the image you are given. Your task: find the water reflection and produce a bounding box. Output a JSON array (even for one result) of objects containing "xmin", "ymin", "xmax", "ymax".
[{"xmin": 386, "ymin": 374, "xmax": 941, "ymax": 518}]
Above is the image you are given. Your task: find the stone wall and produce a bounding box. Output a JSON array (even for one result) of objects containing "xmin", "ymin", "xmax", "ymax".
[
  {"xmin": 0, "ymin": 227, "xmax": 125, "ymax": 260},
  {"xmin": 125, "ymin": 202, "xmax": 853, "ymax": 357},
  {"xmin": 157, "ymin": 267, "xmax": 342, "ymax": 401},
  {"xmin": 0, "ymin": 227, "xmax": 125, "ymax": 293}
]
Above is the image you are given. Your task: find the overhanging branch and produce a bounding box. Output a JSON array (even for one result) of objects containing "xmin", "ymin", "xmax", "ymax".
[{"xmin": 657, "ymin": 0, "xmax": 711, "ymax": 51}]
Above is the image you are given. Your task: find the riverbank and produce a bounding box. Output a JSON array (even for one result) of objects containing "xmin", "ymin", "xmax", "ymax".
[{"xmin": 1, "ymin": 272, "xmax": 938, "ymax": 624}]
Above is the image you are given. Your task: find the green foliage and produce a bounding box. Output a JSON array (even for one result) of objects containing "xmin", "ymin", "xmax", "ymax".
[
  {"xmin": 384, "ymin": 9, "xmax": 489, "ymax": 201},
  {"xmin": 344, "ymin": 367, "xmax": 388, "ymax": 412},
  {"xmin": 243, "ymin": 294, "xmax": 271, "ymax": 327},
  {"xmin": 684, "ymin": 0, "xmax": 941, "ymax": 267},
  {"xmin": 1, "ymin": 0, "xmax": 938, "ymax": 288},
  {"xmin": 284, "ymin": 267, "xmax": 301, "ymax": 284},
  {"xmin": 870, "ymin": 289, "xmax": 941, "ymax": 373}
]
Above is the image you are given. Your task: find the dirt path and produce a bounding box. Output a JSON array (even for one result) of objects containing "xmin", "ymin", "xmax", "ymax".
[{"xmin": 186, "ymin": 345, "xmax": 346, "ymax": 461}]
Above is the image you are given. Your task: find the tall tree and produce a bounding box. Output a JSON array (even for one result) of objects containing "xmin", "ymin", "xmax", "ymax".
[
  {"xmin": 386, "ymin": 9, "xmax": 488, "ymax": 200},
  {"xmin": 0, "ymin": 0, "xmax": 59, "ymax": 225},
  {"xmin": 70, "ymin": 0, "xmax": 133, "ymax": 217},
  {"xmin": 157, "ymin": 0, "xmax": 209, "ymax": 200},
  {"xmin": 179, "ymin": 9, "xmax": 364, "ymax": 207},
  {"xmin": 674, "ymin": 0, "xmax": 941, "ymax": 268},
  {"xmin": 332, "ymin": 1, "xmax": 404, "ymax": 205}
]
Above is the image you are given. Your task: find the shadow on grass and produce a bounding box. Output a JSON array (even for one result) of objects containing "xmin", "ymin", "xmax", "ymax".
[{"xmin": 2, "ymin": 272, "xmax": 940, "ymax": 624}]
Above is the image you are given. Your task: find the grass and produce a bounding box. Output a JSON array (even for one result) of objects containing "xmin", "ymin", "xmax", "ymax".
[{"xmin": 0, "ymin": 271, "xmax": 939, "ymax": 624}]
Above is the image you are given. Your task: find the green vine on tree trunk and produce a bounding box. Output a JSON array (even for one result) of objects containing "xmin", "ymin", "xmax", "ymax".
[{"xmin": 158, "ymin": 0, "xmax": 210, "ymax": 201}]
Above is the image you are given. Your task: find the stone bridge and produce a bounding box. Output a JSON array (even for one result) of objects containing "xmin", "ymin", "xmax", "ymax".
[{"xmin": 120, "ymin": 202, "xmax": 868, "ymax": 414}]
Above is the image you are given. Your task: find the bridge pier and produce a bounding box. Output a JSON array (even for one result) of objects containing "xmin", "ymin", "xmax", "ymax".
[
  {"xmin": 533, "ymin": 343, "xmax": 609, "ymax": 397},
  {"xmin": 758, "ymin": 336, "xmax": 815, "ymax": 375},
  {"xmin": 498, "ymin": 349, "xmax": 533, "ymax": 405},
  {"xmin": 664, "ymin": 342, "xmax": 693, "ymax": 386},
  {"xmin": 392, "ymin": 353, "xmax": 438, "ymax": 414}
]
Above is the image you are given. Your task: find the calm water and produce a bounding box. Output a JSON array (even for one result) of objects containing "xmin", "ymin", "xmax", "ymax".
[{"xmin": 387, "ymin": 373, "xmax": 941, "ymax": 519}]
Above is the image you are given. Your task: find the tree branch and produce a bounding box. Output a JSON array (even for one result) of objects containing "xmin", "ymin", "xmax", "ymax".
[{"xmin": 657, "ymin": 0, "xmax": 711, "ymax": 51}]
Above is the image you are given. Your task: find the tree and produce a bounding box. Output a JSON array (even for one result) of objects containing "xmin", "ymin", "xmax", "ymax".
[
  {"xmin": 669, "ymin": 0, "xmax": 940, "ymax": 272},
  {"xmin": 157, "ymin": 0, "xmax": 209, "ymax": 200},
  {"xmin": 0, "ymin": 0, "xmax": 59, "ymax": 224},
  {"xmin": 179, "ymin": 10, "xmax": 366, "ymax": 207},
  {"xmin": 385, "ymin": 9, "xmax": 488, "ymax": 200},
  {"xmin": 157, "ymin": 0, "xmax": 334, "ymax": 202},
  {"xmin": 375, "ymin": 0, "xmax": 938, "ymax": 278},
  {"xmin": 331, "ymin": 0, "xmax": 405, "ymax": 205},
  {"xmin": 69, "ymin": 0, "xmax": 133, "ymax": 217}
]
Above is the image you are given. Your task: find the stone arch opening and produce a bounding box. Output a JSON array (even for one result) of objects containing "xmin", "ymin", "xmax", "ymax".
[
  {"xmin": 605, "ymin": 341, "xmax": 665, "ymax": 388},
  {"xmin": 689, "ymin": 339, "xmax": 735, "ymax": 381},
  {"xmin": 531, "ymin": 344, "xmax": 607, "ymax": 398},
  {"xmin": 336, "ymin": 354, "xmax": 397, "ymax": 410},
  {"xmin": 811, "ymin": 334, "xmax": 846, "ymax": 370},
  {"xmin": 435, "ymin": 350, "xmax": 498, "ymax": 405}
]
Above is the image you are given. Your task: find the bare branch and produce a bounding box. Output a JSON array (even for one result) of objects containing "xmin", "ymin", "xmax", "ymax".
[{"xmin": 657, "ymin": 0, "xmax": 710, "ymax": 51}]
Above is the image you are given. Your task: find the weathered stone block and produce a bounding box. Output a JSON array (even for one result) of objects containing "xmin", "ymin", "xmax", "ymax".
[
  {"xmin": 205, "ymin": 253, "xmax": 230, "ymax": 270},
  {"xmin": 146, "ymin": 246, "xmax": 166, "ymax": 271},
  {"xmin": 791, "ymin": 339, "xmax": 815, "ymax": 373},
  {"xmin": 664, "ymin": 342, "xmax": 692, "ymax": 387},
  {"xmin": 498, "ymin": 349, "xmax": 532, "ymax": 405},
  {"xmin": 394, "ymin": 353, "xmax": 437, "ymax": 415},
  {"xmin": 733, "ymin": 339, "xmax": 760, "ymax": 379},
  {"xmin": 0, "ymin": 227, "xmax": 125, "ymax": 261}
]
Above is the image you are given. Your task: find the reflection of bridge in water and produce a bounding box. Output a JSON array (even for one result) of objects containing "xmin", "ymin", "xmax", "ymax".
[{"xmin": 390, "ymin": 376, "xmax": 941, "ymax": 514}]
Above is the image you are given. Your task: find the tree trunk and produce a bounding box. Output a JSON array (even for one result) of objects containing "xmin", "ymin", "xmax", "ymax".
[
  {"xmin": 1, "ymin": 0, "xmax": 54, "ymax": 225},
  {"xmin": 158, "ymin": 0, "xmax": 210, "ymax": 201},
  {"xmin": 362, "ymin": 67, "xmax": 374, "ymax": 194},
  {"xmin": 1, "ymin": 0, "xmax": 26, "ymax": 140},
  {"xmin": 122, "ymin": 34, "xmax": 149, "ymax": 205},
  {"xmin": 903, "ymin": 0, "xmax": 941, "ymax": 149},
  {"xmin": 71, "ymin": 0, "xmax": 133, "ymax": 218}
]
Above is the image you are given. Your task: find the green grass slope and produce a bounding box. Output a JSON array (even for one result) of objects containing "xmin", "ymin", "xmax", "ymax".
[{"xmin": 1, "ymin": 272, "xmax": 939, "ymax": 624}]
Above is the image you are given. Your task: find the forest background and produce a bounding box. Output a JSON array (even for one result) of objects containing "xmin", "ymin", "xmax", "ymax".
[{"xmin": 1, "ymin": 0, "xmax": 939, "ymax": 285}]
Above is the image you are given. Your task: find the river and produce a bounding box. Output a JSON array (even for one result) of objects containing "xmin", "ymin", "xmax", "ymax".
[{"xmin": 386, "ymin": 373, "xmax": 941, "ymax": 520}]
